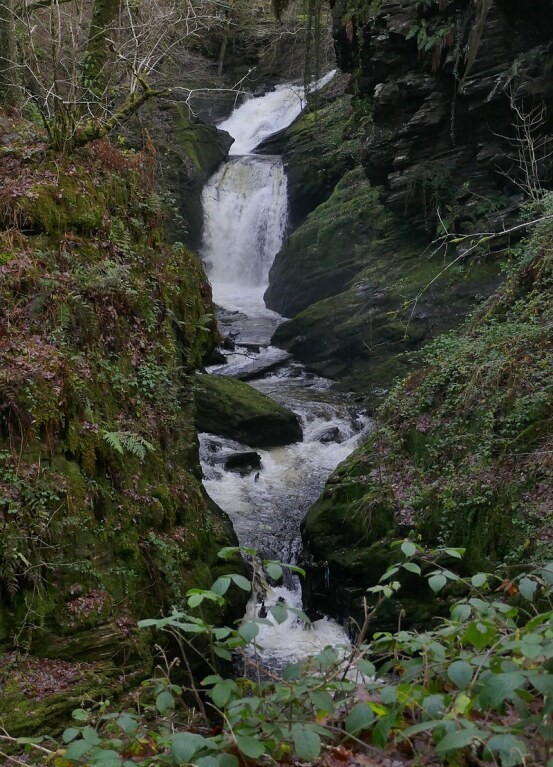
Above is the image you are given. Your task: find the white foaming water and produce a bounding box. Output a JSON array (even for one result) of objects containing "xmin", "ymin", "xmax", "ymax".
[
  {"xmin": 220, "ymin": 72, "xmax": 335, "ymax": 156},
  {"xmin": 243, "ymin": 586, "xmax": 351, "ymax": 668},
  {"xmin": 201, "ymin": 157, "xmax": 288, "ymax": 297},
  {"xmin": 198, "ymin": 70, "xmax": 372, "ymax": 665}
]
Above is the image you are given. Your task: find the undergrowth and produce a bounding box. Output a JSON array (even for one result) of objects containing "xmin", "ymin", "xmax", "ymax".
[{"xmin": 3, "ymin": 546, "xmax": 552, "ymax": 767}]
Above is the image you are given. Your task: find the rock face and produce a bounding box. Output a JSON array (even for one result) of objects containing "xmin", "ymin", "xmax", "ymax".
[
  {"xmin": 332, "ymin": 0, "xmax": 553, "ymax": 228},
  {"xmin": 267, "ymin": 0, "xmax": 553, "ymax": 626},
  {"xmin": 124, "ymin": 102, "xmax": 233, "ymax": 248},
  {"xmin": 194, "ymin": 373, "xmax": 303, "ymax": 447},
  {"xmin": 265, "ymin": 0, "xmax": 553, "ymax": 395},
  {"xmin": 302, "ymin": 213, "xmax": 553, "ymax": 625}
]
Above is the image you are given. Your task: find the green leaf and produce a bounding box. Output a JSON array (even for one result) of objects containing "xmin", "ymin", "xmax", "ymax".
[
  {"xmin": 484, "ymin": 734, "xmax": 528, "ymax": 767},
  {"xmin": 447, "ymin": 660, "xmax": 473, "ymax": 689},
  {"xmin": 471, "ymin": 573, "xmax": 488, "ymax": 588},
  {"xmin": 211, "ymin": 679, "xmax": 237, "ymax": 708},
  {"xmin": 266, "ymin": 562, "xmax": 283, "ymax": 581},
  {"xmin": 292, "ymin": 723, "xmax": 321, "ymax": 761},
  {"xmin": 451, "ymin": 603, "xmax": 471, "ymax": 622},
  {"xmin": 82, "ymin": 727, "xmax": 101, "ymax": 746},
  {"xmin": 402, "ymin": 561, "xmax": 421, "ymax": 575},
  {"xmin": 219, "ymin": 755, "xmax": 239, "ymax": 767},
  {"xmin": 428, "ymin": 573, "xmax": 447, "ymax": 592},
  {"xmin": 62, "ymin": 728, "xmax": 81, "ymax": 744},
  {"xmin": 231, "ymin": 574, "xmax": 251, "ymax": 591},
  {"xmin": 444, "ymin": 547, "xmax": 465, "ymax": 559},
  {"xmin": 379, "ymin": 565, "xmax": 399, "ymax": 582},
  {"xmin": 479, "ymin": 671, "xmax": 526, "ymax": 709},
  {"xmin": 282, "ymin": 661, "xmax": 303, "ymax": 680},
  {"xmin": 345, "ymin": 703, "xmax": 375, "ymax": 735},
  {"xmin": 309, "ymin": 690, "xmax": 334, "ymax": 714},
  {"xmin": 539, "ymin": 561, "xmax": 553, "ymax": 585},
  {"xmin": 72, "ymin": 709, "xmax": 90, "ymax": 722},
  {"xmin": 238, "ymin": 621, "xmax": 259, "ymax": 642},
  {"xmin": 270, "ymin": 602, "xmax": 288, "ymax": 625},
  {"xmin": 463, "ymin": 620, "xmax": 497, "ymax": 649},
  {"xmin": 211, "ymin": 576, "xmax": 231, "ymax": 596},
  {"xmin": 401, "ymin": 541, "xmax": 417, "ymax": 558},
  {"xmin": 421, "ymin": 694, "xmax": 446, "ymax": 717},
  {"xmin": 196, "ymin": 757, "xmax": 220, "ymax": 767},
  {"xmin": 236, "ymin": 735, "xmax": 266, "ymax": 759},
  {"xmin": 64, "ymin": 740, "xmax": 94, "ymax": 761},
  {"xmin": 115, "ymin": 714, "xmax": 138, "ymax": 735},
  {"xmin": 188, "ymin": 593, "xmax": 204, "ymax": 608},
  {"xmin": 217, "ymin": 547, "xmax": 240, "ymax": 560},
  {"xmin": 357, "ymin": 659, "xmax": 376, "ymax": 677},
  {"xmin": 213, "ymin": 646, "xmax": 232, "ymax": 661},
  {"xmin": 90, "ymin": 750, "xmax": 122, "ymax": 767},
  {"xmin": 156, "ymin": 690, "xmax": 175, "ymax": 715},
  {"xmin": 436, "ymin": 726, "xmax": 484, "ymax": 754},
  {"xmin": 171, "ymin": 732, "xmax": 207, "ymax": 764},
  {"xmin": 518, "ymin": 576, "xmax": 537, "ymax": 601}
]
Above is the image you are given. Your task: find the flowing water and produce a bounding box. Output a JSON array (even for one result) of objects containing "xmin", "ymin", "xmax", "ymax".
[{"xmin": 199, "ymin": 76, "xmax": 372, "ymax": 664}]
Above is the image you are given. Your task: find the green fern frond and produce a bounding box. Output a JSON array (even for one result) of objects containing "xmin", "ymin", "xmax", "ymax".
[{"xmin": 101, "ymin": 430, "xmax": 155, "ymax": 460}]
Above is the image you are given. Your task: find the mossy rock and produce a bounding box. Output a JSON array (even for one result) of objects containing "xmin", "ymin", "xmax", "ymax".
[
  {"xmin": 0, "ymin": 654, "xmax": 137, "ymax": 738},
  {"xmin": 194, "ymin": 373, "xmax": 302, "ymax": 447},
  {"xmin": 270, "ymin": 170, "xmax": 501, "ymax": 395}
]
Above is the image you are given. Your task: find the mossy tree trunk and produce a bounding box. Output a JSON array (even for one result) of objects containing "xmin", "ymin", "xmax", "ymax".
[
  {"xmin": 82, "ymin": 0, "xmax": 121, "ymax": 102},
  {"xmin": 0, "ymin": 0, "xmax": 19, "ymax": 107}
]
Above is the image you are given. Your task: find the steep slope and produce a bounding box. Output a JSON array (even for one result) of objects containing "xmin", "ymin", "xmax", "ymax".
[
  {"xmin": 302, "ymin": 197, "xmax": 553, "ymax": 623},
  {"xmin": 0, "ymin": 120, "xmax": 240, "ymax": 733}
]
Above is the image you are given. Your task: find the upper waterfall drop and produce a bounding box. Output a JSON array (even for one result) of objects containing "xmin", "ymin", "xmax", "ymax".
[
  {"xmin": 219, "ymin": 72, "xmax": 335, "ymax": 156},
  {"xmin": 200, "ymin": 72, "xmax": 336, "ymax": 306}
]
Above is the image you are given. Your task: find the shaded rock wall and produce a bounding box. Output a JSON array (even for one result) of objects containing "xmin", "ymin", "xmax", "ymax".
[
  {"xmin": 302, "ymin": 205, "xmax": 553, "ymax": 626},
  {"xmin": 265, "ymin": 0, "xmax": 553, "ymax": 396}
]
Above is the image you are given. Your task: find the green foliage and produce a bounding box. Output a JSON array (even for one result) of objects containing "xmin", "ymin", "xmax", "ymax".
[
  {"xmin": 13, "ymin": 547, "xmax": 553, "ymax": 767},
  {"xmin": 101, "ymin": 430, "xmax": 155, "ymax": 460}
]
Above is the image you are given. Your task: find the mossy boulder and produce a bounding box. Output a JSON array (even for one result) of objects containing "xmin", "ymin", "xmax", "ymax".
[{"xmin": 194, "ymin": 373, "xmax": 302, "ymax": 447}]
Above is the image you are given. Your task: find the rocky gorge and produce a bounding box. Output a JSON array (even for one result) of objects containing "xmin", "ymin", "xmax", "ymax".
[{"xmin": 0, "ymin": 0, "xmax": 552, "ymax": 749}]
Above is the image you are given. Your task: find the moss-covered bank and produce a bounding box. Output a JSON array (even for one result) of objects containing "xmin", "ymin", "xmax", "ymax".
[
  {"xmin": 0, "ymin": 120, "xmax": 241, "ymax": 733},
  {"xmin": 302, "ymin": 201, "xmax": 553, "ymax": 625}
]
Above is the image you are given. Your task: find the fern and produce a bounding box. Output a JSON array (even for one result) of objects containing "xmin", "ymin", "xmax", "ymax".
[{"xmin": 101, "ymin": 430, "xmax": 155, "ymax": 460}]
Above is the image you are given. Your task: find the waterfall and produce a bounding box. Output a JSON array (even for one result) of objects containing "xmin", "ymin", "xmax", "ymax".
[
  {"xmin": 198, "ymin": 73, "xmax": 372, "ymax": 665},
  {"xmin": 201, "ymin": 156, "xmax": 288, "ymax": 291}
]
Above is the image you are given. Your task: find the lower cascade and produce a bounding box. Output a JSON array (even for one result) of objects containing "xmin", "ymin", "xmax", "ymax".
[{"xmin": 199, "ymin": 78, "xmax": 371, "ymax": 664}]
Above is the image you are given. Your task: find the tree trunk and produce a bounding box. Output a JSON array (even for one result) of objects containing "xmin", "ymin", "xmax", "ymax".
[
  {"xmin": 0, "ymin": 0, "xmax": 20, "ymax": 107},
  {"xmin": 82, "ymin": 0, "xmax": 121, "ymax": 97}
]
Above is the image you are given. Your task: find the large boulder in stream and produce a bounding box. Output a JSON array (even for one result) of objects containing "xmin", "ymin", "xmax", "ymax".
[{"xmin": 194, "ymin": 374, "xmax": 302, "ymax": 447}]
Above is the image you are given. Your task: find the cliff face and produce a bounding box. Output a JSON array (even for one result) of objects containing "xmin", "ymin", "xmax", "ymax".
[
  {"xmin": 332, "ymin": 0, "xmax": 553, "ymax": 230},
  {"xmin": 0, "ymin": 122, "xmax": 239, "ymax": 734},
  {"xmin": 287, "ymin": 0, "xmax": 553, "ymax": 623},
  {"xmin": 265, "ymin": 0, "xmax": 553, "ymax": 395}
]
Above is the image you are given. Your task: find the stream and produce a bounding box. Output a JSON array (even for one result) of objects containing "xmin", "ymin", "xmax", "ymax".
[{"xmin": 199, "ymin": 76, "xmax": 372, "ymax": 666}]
